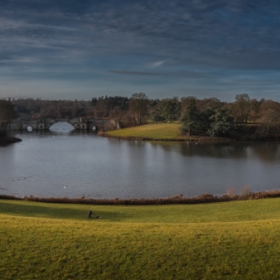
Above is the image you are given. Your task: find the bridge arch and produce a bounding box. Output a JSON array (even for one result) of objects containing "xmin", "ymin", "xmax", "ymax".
[
  {"xmin": 27, "ymin": 125, "xmax": 33, "ymax": 132},
  {"xmin": 21, "ymin": 123, "xmax": 36, "ymax": 131},
  {"xmin": 49, "ymin": 121, "xmax": 75, "ymax": 132},
  {"xmin": 6, "ymin": 117, "xmax": 117, "ymax": 131}
]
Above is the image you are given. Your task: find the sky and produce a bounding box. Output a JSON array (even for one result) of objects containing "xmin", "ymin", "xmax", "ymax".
[{"xmin": 0, "ymin": 0, "xmax": 280, "ymax": 102}]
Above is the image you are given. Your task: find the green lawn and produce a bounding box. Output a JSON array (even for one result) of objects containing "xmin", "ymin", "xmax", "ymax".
[
  {"xmin": 106, "ymin": 123, "xmax": 182, "ymax": 139},
  {"xmin": 1, "ymin": 199, "xmax": 280, "ymax": 279}
]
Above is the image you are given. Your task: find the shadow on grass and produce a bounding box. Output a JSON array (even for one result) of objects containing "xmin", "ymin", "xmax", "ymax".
[{"xmin": 0, "ymin": 201, "xmax": 127, "ymax": 221}]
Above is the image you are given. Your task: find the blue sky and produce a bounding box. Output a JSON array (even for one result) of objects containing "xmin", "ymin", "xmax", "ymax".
[{"xmin": 0, "ymin": 0, "xmax": 280, "ymax": 101}]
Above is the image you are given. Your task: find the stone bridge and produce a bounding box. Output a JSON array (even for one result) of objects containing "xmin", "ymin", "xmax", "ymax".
[{"xmin": 6, "ymin": 118, "xmax": 120, "ymax": 132}]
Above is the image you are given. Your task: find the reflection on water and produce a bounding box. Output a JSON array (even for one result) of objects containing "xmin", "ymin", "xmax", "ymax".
[
  {"xmin": 1, "ymin": 129, "xmax": 280, "ymax": 199},
  {"xmin": 150, "ymin": 141, "xmax": 280, "ymax": 163}
]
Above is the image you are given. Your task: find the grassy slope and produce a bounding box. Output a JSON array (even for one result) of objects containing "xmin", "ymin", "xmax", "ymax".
[
  {"xmin": 106, "ymin": 123, "xmax": 182, "ymax": 139},
  {"xmin": 1, "ymin": 199, "xmax": 280, "ymax": 279}
]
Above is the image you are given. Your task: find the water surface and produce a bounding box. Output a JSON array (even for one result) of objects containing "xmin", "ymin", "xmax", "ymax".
[{"xmin": 1, "ymin": 125, "xmax": 280, "ymax": 199}]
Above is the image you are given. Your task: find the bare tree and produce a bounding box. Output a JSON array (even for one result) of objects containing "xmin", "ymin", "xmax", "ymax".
[
  {"xmin": 259, "ymin": 109, "xmax": 280, "ymax": 136},
  {"xmin": 129, "ymin": 93, "xmax": 149, "ymax": 126},
  {"xmin": 234, "ymin": 94, "xmax": 251, "ymax": 124}
]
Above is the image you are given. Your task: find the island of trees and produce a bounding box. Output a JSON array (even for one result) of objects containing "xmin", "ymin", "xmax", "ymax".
[{"xmin": 1, "ymin": 93, "xmax": 280, "ymax": 141}]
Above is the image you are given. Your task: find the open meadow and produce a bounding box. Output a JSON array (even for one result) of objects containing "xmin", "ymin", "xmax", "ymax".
[
  {"xmin": 106, "ymin": 123, "xmax": 183, "ymax": 140},
  {"xmin": 105, "ymin": 123, "xmax": 230, "ymax": 142},
  {"xmin": 1, "ymin": 199, "xmax": 280, "ymax": 279}
]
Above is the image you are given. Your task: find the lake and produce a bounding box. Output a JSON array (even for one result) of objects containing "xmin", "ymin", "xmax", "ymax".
[{"xmin": 1, "ymin": 123, "xmax": 280, "ymax": 199}]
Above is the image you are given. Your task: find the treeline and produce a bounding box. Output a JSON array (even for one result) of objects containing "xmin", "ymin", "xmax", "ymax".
[{"xmin": 1, "ymin": 93, "xmax": 280, "ymax": 139}]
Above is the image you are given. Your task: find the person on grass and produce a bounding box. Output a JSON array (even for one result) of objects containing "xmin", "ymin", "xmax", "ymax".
[{"xmin": 88, "ymin": 209, "xmax": 93, "ymax": 219}]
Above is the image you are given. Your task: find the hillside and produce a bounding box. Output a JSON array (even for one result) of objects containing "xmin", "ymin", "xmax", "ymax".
[{"xmin": 1, "ymin": 199, "xmax": 280, "ymax": 279}]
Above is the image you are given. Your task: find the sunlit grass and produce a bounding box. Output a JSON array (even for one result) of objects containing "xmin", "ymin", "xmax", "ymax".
[
  {"xmin": 106, "ymin": 123, "xmax": 182, "ymax": 139},
  {"xmin": 1, "ymin": 199, "xmax": 280, "ymax": 279},
  {"xmin": 105, "ymin": 123, "xmax": 228, "ymax": 141}
]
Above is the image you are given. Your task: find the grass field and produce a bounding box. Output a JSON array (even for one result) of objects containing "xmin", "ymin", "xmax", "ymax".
[
  {"xmin": 105, "ymin": 123, "xmax": 229, "ymax": 142},
  {"xmin": 1, "ymin": 199, "xmax": 280, "ymax": 279},
  {"xmin": 106, "ymin": 123, "xmax": 182, "ymax": 139}
]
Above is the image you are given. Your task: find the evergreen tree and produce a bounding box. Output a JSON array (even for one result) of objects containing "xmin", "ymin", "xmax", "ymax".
[
  {"xmin": 162, "ymin": 100, "xmax": 180, "ymax": 122},
  {"xmin": 180, "ymin": 98, "xmax": 200, "ymax": 136},
  {"xmin": 208, "ymin": 109, "xmax": 234, "ymax": 137}
]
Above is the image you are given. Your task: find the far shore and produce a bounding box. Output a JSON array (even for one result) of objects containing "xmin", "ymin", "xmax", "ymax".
[
  {"xmin": 99, "ymin": 123, "xmax": 233, "ymax": 143},
  {"xmin": 100, "ymin": 123, "xmax": 280, "ymax": 142}
]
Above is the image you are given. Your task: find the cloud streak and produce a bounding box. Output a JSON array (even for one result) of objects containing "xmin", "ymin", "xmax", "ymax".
[
  {"xmin": 109, "ymin": 70, "xmax": 160, "ymax": 76},
  {"xmin": 109, "ymin": 69, "xmax": 211, "ymax": 79},
  {"xmin": 150, "ymin": 61, "xmax": 166, "ymax": 68}
]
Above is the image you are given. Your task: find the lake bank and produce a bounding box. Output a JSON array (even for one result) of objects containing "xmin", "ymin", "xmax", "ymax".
[
  {"xmin": 99, "ymin": 131, "xmax": 232, "ymax": 142},
  {"xmin": 2, "ymin": 189, "xmax": 280, "ymax": 205}
]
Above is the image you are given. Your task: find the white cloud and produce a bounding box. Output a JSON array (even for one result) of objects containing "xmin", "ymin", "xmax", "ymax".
[{"xmin": 150, "ymin": 60, "xmax": 165, "ymax": 68}]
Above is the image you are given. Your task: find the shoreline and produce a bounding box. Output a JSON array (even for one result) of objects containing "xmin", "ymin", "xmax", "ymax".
[
  {"xmin": 0, "ymin": 136, "xmax": 22, "ymax": 146},
  {"xmin": 1, "ymin": 189, "xmax": 280, "ymax": 205},
  {"xmin": 98, "ymin": 131, "xmax": 232, "ymax": 143}
]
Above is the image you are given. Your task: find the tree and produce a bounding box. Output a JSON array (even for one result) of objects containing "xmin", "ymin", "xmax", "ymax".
[
  {"xmin": 208, "ymin": 109, "xmax": 234, "ymax": 137},
  {"xmin": 249, "ymin": 98, "xmax": 261, "ymax": 123},
  {"xmin": 56, "ymin": 101, "xmax": 62, "ymax": 118},
  {"xmin": 234, "ymin": 94, "xmax": 251, "ymax": 124},
  {"xmin": 199, "ymin": 108, "xmax": 215, "ymax": 132},
  {"xmin": 129, "ymin": 93, "xmax": 149, "ymax": 126},
  {"xmin": 151, "ymin": 108, "xmax": 165, "ymax": 123},
  {"xmin": 180, "ymin": 98, "xmax": 200, "ymax": 136},
  {"xmin": 197, "ymin": 97, "xmax": 222, "ymax": 111},
  {"xmin": 259, "ymin": 109, "xmax": 280, "ymax": 136},
  {"xmin": 0, "ymin": 100, "xmax": 16, "ymax": 128},
  {"xmin": 259, "ymin": 100, "xmax": 280, "ymax": 115},
  {"xmin": 180, "ymin": 96, "xmax": 197, "ymax": 114},
  {"xmin": 72, "ymin": 100, "xmax": 79, "ymax": 118},
  {"xmin": 161, "ymin": 99, "xmax": 180, "ymax": 122},
  {"xmin": 110, "ymin": 106, "xmax": 124, "ymax": 129},
  {"xmin": 151, "ymin": 98, "xmax": 180, "ymax": 123}
]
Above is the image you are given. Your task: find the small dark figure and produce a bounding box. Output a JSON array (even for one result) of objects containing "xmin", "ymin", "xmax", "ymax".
[{"xmin": 88, "ymin": 209, "xmax": 93, "ymax": 219}]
